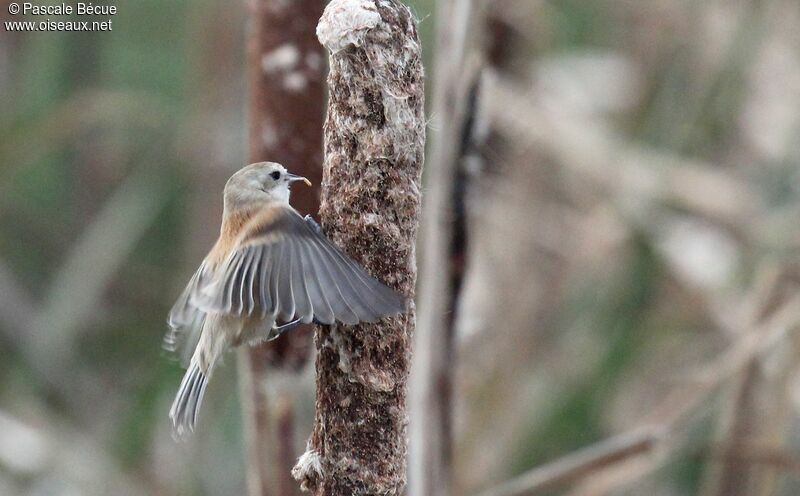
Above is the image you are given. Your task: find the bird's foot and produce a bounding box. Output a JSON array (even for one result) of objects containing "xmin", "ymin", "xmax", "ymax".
[
  {"xmin": 269, "ymin": 318, "xmax": 303, "ymax": 340},
  {"xmin": 268, "ymin": 317, "xmax": 324, "ymax": 340},
  {"xmin": 304, "ymin": 215, "xmax": 321, "ymax": 233}
]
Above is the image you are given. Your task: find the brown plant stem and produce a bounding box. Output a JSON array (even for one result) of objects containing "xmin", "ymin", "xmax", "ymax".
[
  {"xmin": 475, "ymin": 289, "xmax": 800, "ymax": 496},
  {"xmin": 563, "ymin": 292, "xmax": 800, "ymax": 496},
  {"xmin": 241, "ymin": 0, "xmax": 325, "ymax": 495},
  {"xmin": 291, "ymin": 1, "xmax": 424, "ymax": 494}
]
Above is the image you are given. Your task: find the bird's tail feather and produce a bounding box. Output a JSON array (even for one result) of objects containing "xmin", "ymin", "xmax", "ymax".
[{"xmin": 169, "ymin": 363, "xmax": 208, "ymax": 439}]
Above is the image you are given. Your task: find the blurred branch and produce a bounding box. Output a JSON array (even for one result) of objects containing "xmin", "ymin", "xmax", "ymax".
[
  {"xmin": 685, "ymin": 298, "xmax": 796, "ymax": 395},
  {"xmin": 0, "ymin": 260, "xmax": 36, "ymax": 337},
  {"xmin": 274, "ymin": 393, "xmax": 296, "ymax": 496},
  {"xmin": 703, "ymin": 362, "xmax": 791, "ymax": 496},
  {"xmin": 475, "ymin": 430, "xmax": 660, "ymax": 496},
  {"xmin": 474, "ymin": 273, "xmax": 800, "ymax": 496},
  {"xmin": 0, "ymin": 90, "xmax": 170, "ymax": 184},
  {"xmin": 485, "ymin": 79, "xmax": 763, "ymax": 238},
  {"xmin": 563, "ymin": 291, "xmax": 800, "ymax": 496},
  {"xmin": 639, "ymin": 0, "xmax": 768, "ymax": 151},
  {"xmin": 240, "ymin": 0, "xmax": 324, "ymax": 494},
  {"xmin": 410, "ymin": 0, "xmax": 482, "ymax": 495},
  {"xmin": 459, "ymin": 8, "xmax": 796, "ymax": 495},
  {"xmin": 646, "ymin": 280, "xmax": 799, "ymax": 431},
  {"xmin": 707, "ymin": 444, "xmax": 800, "ymax": 474},
  {"xmin": 484, "ymin": 0, "xmax": 544, "ymax": 48},
  {"xmin": 699, "ymin": 269, "xmax": 795, "ymax": 496},
  {"xmin": 0, "ymin": 410, "xmax": 151, "ymax": 496},
  {"xmin": 23, "ymin": 167, "xmax": 169, "ymax": 400}
]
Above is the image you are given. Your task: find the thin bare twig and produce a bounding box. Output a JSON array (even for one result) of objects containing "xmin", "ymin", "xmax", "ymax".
[
  {"xmin": 474, "ymin": 285, "xmax": 800, "ymax": 496},
  {"xmin": 707, "ymin": 444, "xmax": 800, "ymax": 474},
  {"xmin": 700, "ymin": 268, "xmax": 795, "ymax": 496},
  {"xmin": 563, "ymin": 293, "xmax": 800, "ymax": 496},
  {"xmin": 475, "ymin": 430, "xmax": 660, "ymax": 496}
]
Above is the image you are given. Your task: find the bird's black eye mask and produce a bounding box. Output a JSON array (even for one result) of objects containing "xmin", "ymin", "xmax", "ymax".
[{"xmin": 269, "ymin": 171, "xmax": 281, "ymax": 180}]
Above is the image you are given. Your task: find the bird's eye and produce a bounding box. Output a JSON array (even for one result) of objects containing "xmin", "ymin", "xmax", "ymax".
[{"xmin": 270, "ymin": 171, "xmax": 281, "ymax": 180}]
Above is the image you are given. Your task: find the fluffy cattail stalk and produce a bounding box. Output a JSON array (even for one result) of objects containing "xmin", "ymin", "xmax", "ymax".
[{"xmin": 292, "ymin": 1, "xmax": 424, "ymax": 493}]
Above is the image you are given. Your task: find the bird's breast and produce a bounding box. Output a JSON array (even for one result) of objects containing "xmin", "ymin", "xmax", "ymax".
[{"xmin": 208, "ymin": 207, "xmax": 262, "ymax": 264}]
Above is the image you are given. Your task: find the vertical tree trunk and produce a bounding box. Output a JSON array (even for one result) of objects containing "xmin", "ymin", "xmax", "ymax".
[
  {"xmin": 242, "ymin": 1, "xmax": 325, "ymax": 495},
  {"xmin": 292, "ymin": 1, "xmax": 424, "ymax": 494},
  {"xmin": 409, "ymin": 2, "xmax": 481, "ymax": 495}
]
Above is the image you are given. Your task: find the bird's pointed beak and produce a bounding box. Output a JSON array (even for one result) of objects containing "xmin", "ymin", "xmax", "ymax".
[{"xmin": 287, "ymin": 173, "xmax": 312, "ymax": 186}]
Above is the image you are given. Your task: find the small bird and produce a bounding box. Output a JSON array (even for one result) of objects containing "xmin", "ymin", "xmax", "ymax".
[{"xmin": 164, "ymin": 162, "xmax": 406, "ymax": 437}]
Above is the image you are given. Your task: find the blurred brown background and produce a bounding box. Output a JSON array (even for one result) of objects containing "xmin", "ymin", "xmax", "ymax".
[{"xmin": 2, "ymin": 0, "xmax": 800, "ymax": 495}]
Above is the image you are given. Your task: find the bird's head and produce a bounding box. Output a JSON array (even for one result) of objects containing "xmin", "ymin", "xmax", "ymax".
[{"xmin": 223, "ymin": 162, "xmax": 311, "ymax": 211}]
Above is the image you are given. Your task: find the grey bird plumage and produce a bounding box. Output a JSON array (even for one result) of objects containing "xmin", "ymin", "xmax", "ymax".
[{"xmin": 164, "ymin": 162, "xmax": 406, "ymax": 438}]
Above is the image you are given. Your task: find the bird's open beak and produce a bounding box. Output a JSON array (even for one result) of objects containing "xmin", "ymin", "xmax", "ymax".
[{"xmin": 286, "ymin": 173, "xmax": 312, "ymax": 186}]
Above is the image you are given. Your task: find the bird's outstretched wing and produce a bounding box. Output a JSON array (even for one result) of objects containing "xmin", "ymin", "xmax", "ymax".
[
  {"xmin": 164, "ymin": 261, "xmax": 211, "ymax": 366},
  {"xmin": 193, "ymin": 205, "xmax": 406, "ymax": 325}
]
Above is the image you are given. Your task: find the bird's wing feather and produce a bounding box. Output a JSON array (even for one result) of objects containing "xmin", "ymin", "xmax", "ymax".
[
  {"xmin": 164, "ymin": 261, "xmax": 211, "ymax": 366},
  {"xmin": 193, "ymin": 205, "xmax": 405, "ymax": 325}
]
